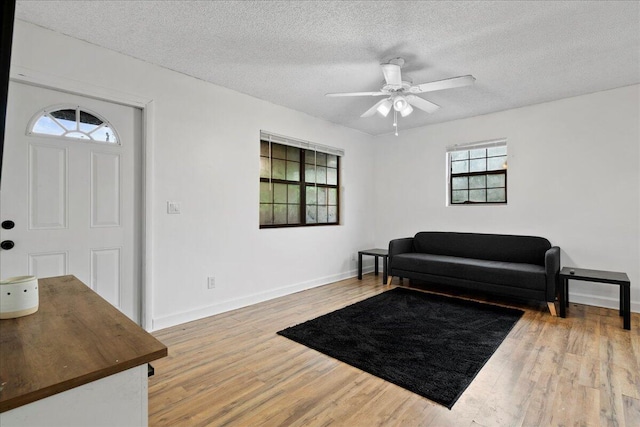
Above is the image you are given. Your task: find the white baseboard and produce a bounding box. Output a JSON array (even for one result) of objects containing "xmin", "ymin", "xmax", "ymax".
[
  {"xmin": 153, "ymin": 268, "xmax": 636, "ymax": 331},
  {"xmin": 568, "ymin": 291, "xmax": 639, "ymax": 313},
  {"xmin": 151, "ymin": 267, "xmax": 375, "ymax": 331}
]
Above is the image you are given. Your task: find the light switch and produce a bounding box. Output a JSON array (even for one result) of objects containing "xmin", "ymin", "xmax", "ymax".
[{"xmin": 167, "ymin": 201, "xmax": 181, "ymax": 214}]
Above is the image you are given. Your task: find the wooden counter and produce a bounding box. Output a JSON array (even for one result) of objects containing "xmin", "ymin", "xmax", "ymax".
[{"xmin": 0, "ymin": 275, "xmax": 167, "ymax": 413}]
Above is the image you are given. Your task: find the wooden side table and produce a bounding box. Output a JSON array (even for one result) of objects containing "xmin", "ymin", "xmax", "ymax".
[
  {"xmin": 559, "ymin": 267, "xmax": 631, "ymax": 330},
  {"xmin": 358, "ymin": 248, "xmax": 388, "ymax": 284}
]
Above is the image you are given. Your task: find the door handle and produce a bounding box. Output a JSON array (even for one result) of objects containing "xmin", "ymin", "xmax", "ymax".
[
  {"xmin": 1, "ymin": 240, "xmax": 15, "ymax": 250},
  {"xmin": 1, "ymin": 220, "xmax": 15, "ymax": 230}
]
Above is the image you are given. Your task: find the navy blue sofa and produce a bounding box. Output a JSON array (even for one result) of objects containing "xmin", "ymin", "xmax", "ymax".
[{"xmin": 388, "ymin": 232, "xmax": 561, "ymax": 314}]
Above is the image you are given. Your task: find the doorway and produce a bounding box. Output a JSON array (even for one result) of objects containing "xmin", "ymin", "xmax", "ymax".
[{"xmin": 0, "ymin": 82, "xmax": 143, "ymax": 323}]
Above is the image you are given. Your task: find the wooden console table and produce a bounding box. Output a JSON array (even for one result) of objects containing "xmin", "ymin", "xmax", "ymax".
[
  {"xmin": 0, "ymin": 275, "xmax": 167, "ymax": 425},
  {"xmin": 559, "ymin": 267, "xmax": 631, "ymax": 330}
]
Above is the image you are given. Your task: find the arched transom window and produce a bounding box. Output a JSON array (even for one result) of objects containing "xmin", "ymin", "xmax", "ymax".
[{"xmin": 28, "ymin": 105, "xmax": 119, "ymax": 144}]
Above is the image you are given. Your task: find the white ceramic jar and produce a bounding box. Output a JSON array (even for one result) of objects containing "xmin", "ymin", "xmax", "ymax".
[{"xmin": 0, "ymin": 276, "xmax": 39, "ymax": 319}]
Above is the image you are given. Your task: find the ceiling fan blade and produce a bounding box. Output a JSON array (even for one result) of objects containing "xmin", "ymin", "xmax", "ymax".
[
  {"xmin": 411, "ymin": 75, "xmax": 476, "ymax": 93},
  {"xmin": 406, "ymin": 95, "xmax": 440, "ymax": 114},
  {"xmin": 381, "ymin": 63, "xmax": 402, "ymax": 87},
  {"xmin": 326, "ymin": 91, "xmax": 387, "ymax": 97},
  {"xmin": 361, "ymin": 98, "xmax": 391, "ymax": 118}
]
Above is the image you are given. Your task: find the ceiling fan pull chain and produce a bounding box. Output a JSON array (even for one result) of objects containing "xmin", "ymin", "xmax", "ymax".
[{"xmin": 394, "ymin": 110, "xmax": 399, "ymax": 136}]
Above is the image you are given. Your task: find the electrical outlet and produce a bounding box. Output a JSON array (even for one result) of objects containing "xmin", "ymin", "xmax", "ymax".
[{"xmin": 207, "ymin": 276, "xmax": 215, "ymax": 289}]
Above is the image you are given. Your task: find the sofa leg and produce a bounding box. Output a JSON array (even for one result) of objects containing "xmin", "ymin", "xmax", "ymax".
[
  {"xmin": 547, "ymin": 301, "xmax": 558, "ymax": 316},
  {"xmin": 387, "ymin": 276, "xmax": 393, "ymax": 288}
]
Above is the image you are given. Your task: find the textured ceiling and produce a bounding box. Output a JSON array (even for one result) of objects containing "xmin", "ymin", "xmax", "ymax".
[{"xmin": 15, "ymin": 1, "xmax": 640, "ymax": 136}]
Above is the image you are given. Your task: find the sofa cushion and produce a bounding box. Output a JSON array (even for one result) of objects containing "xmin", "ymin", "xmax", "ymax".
[
  {"xmin": 413, "ymin": 232, "xmax": 551, "ymax": 266},
  {"xmin": 393, "ymin": 253, "xmax": 546, "ymax": 291}
]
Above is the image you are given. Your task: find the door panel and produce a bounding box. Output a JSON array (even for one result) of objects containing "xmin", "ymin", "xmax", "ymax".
[
  {"xmin": 28, "ymin": 251, "xmax": 68, "ymax": 278},
  {"xmin": 0, "ymin": 82, "xmax": 142, "ymax": 323},
  {"xmin": 29, "ymin": 144, "xmax": 68, "ymax": 229},
  {"xmin": 90, "ymin": 151, "xmax": 121, "ymax": 227}
]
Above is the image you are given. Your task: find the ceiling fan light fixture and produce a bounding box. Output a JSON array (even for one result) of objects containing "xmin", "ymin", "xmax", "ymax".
[
  {"xmin": 393, "ymin": 96, "xmax": 408, "ymax": 112},
  {"xmin": 376, "ymin": 99, "xmax": 392, "ymax": 117},
  {"xmin": 400, "ymin": 103, "xmax": 413, "ymax": 117}
]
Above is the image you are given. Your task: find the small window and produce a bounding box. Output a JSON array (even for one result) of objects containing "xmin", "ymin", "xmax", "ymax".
[
  {"xmin": 260, "ymin": 132, "xmax": 342, "ymax": 228},
  {"xmin": 448, "ymin": 140, "xmax": 507, "ymax": 204},
  {"xmin": 28, "ymin": 106, "xmax": 118, "ymax": 144}
]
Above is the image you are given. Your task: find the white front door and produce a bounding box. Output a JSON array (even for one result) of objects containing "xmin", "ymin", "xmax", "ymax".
[{"xmin": 0, "ymin": 82, "xmax": 142, "ymax": 323}]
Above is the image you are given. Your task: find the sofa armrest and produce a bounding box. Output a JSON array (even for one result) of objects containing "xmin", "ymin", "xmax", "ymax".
[
  {"xmin": 544, "ymin": 246, "xmax": 561, "ymax": 301},
  {"xmin": 388, "ymin": 238, "xmax": 414, "ymax": 275}
]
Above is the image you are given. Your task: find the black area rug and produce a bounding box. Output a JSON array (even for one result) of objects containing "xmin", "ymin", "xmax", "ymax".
[{"xmin": 277, "ymin": 287, "xmax": 523, "ymax": 409}]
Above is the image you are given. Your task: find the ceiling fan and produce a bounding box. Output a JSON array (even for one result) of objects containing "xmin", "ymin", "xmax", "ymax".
[{"xmin": 326, "ymin": 58, "xmax": 475, "ymax": 135}]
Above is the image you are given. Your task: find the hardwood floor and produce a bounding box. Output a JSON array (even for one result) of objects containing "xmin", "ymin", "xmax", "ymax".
[{"xmin": 149, "ymin": 275, "xmax": 640, "ymax": 426}]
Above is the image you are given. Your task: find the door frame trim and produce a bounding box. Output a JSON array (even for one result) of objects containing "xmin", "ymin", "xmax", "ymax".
[{"xmin": 10, "ymin": 66, "xmax": 154, "ymax": 330}]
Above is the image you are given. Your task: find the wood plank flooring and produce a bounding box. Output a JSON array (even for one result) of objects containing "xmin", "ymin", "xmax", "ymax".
[{"xmin": 149, "ymin": 275, "xmax": 640, "ymax": 426}]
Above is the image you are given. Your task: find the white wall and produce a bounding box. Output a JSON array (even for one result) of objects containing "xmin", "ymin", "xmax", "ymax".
[
  {"xmin": 9, "ymin": 20, "xmax": 639, "ymax": 328},
  {"xmin": 10, "ymin": 21, "xmax": 376, "ymax": 330},
  {"xmin": 374, "ymin": 85, "xmax": 640, "ymax": 312}
]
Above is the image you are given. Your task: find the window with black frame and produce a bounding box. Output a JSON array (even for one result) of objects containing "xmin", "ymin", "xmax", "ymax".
[
  {"xmin": 260, "ymin": 132, "xmax": 341, "ymax": 227},
  {"xmin": 448, "ymin": 140, "xmax": 507, "ymax": 204}
]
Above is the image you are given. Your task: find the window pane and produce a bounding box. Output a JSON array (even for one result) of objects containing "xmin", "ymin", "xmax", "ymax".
[
  {"xmin": 487, "ymin": 156, "xmax": 506, "ymax": 171},
  {"xmin": 260, "ymin": 157, "xmax": 271, "ymax": 179},
  {"xmin": 316, "ymin": 166, "xmax": 327, "ymax": 184},
  {"xmin": 487, "ymin": 146, "xmax": 507, "ymax": 157},
  {"xmin": 327, "ymin": 168, "xmax": 338, "ymax": 185},
  {"xmin": 469, "ymin": 189, "xmax": 486, "ymax": 202},
  {"xmin": 317, "ymin": 206, "xmax": 328, "ymax": 223},
  {"xmin": 32, "ymin": 115, "xmax": 65, "ymax": 136},
  {"xmin": 451, "ymin": 160, "xmax": 468, "ymax": 174},
  {"xmin": 80, "ymin": 111, "xmax": 103, "ymax": 126},
  {"xmin": 287, "ymin": 146, "xmax": 300, "ymax": 161},
  {"xmin": 79, "ymin": 111, "xmax": 103, "ymax": 133},
  {"xmin": 50, "ymin": 109, "xmax": 76, "ymax": 130},
  {"xmin": 487, "ymin": 188, "xmax": 506, "ymax": 202},
  {"xmin": 288, "ymin": 205, "xmax": 300, "ymax": 224},
  {"xmin": 288, "ymin": 185, "xmax": 300, "ymax": 204},
  {"xmin": 306, "ymin": 186, "xmax": 317, "ymax": 204},
  {"xmin": 469, "ymin": 148, "xmax": 486, "ymax": 159},
  {"xmin": 328, "ymin": 206, "xmax": 338, "ymax": 223},
  {"xmin": 317, "ymin": 187, "xmax": 327, "ymax": 205},
  {"xmin": 272, "ymin": 144, "xmax": 286, "ymax": 159},
  {"xmin": 260, "ymin": 182, "xmax": 272, "ymax": 203},
  {"xmin": 273, "ymin": 183, "xmax": 287, "ymax": 203},
  {"xmin": 487, "ymin": 173, "xmax": 505, "ymax": 188},
  {"xmin": 305, "ymin": 164, "xmax": 316, "ymax": 183},
  {"xmin": 260, "ymin": 140, "xmax": 270, "ymax": 156},
  {"xmin": 452, "ymin": 190, "xmax": 468, "ymax": 203},
  {"xmin": 469, "ymin": 159, "xmax": 486, "ymax": 172},
  {"xmin": 274, "ymin": 204, "xmax": 287, "ymax": 224},
  {"xmin": 305, "ymin": 150, "xmax": 317, "ymax": 164},
  {"xmin": 450, "ymin": 151, "xmax": 469, "ymax": 161},
  {"xmin": 469, "ymin": 175, "xmax": 486, "ymax": 189},
  {"xmin": 316, "ymin": 152, "xmax": 327, "ymax": 166},
  {"xmin": 260, "ymin": 204, "xmax": 273, "ymax": 225},
  {"xmin": 327, "ymin": 155, "xmax": 338, "ymax": 168},
  {"xmin": 272, "ymin": 159, "xmax": 286, "ymax": 180},
  {"xmin": 286, "ymin": 161, "xmax": 300, "ymax": 181},
  {"xmin": 306, "ymin": 205, "xmax": 317, "ymax": 223},
  {"xmin": 328, "ymin": 188, "xmax": 338, "ymax": 205},
  {"xmin": 452, "ymin": 177, "xmax": 468, "ymax": 190},
  {"xmin": 90, "ymin": 125, "xmax": 117, "ymax": 143}
]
